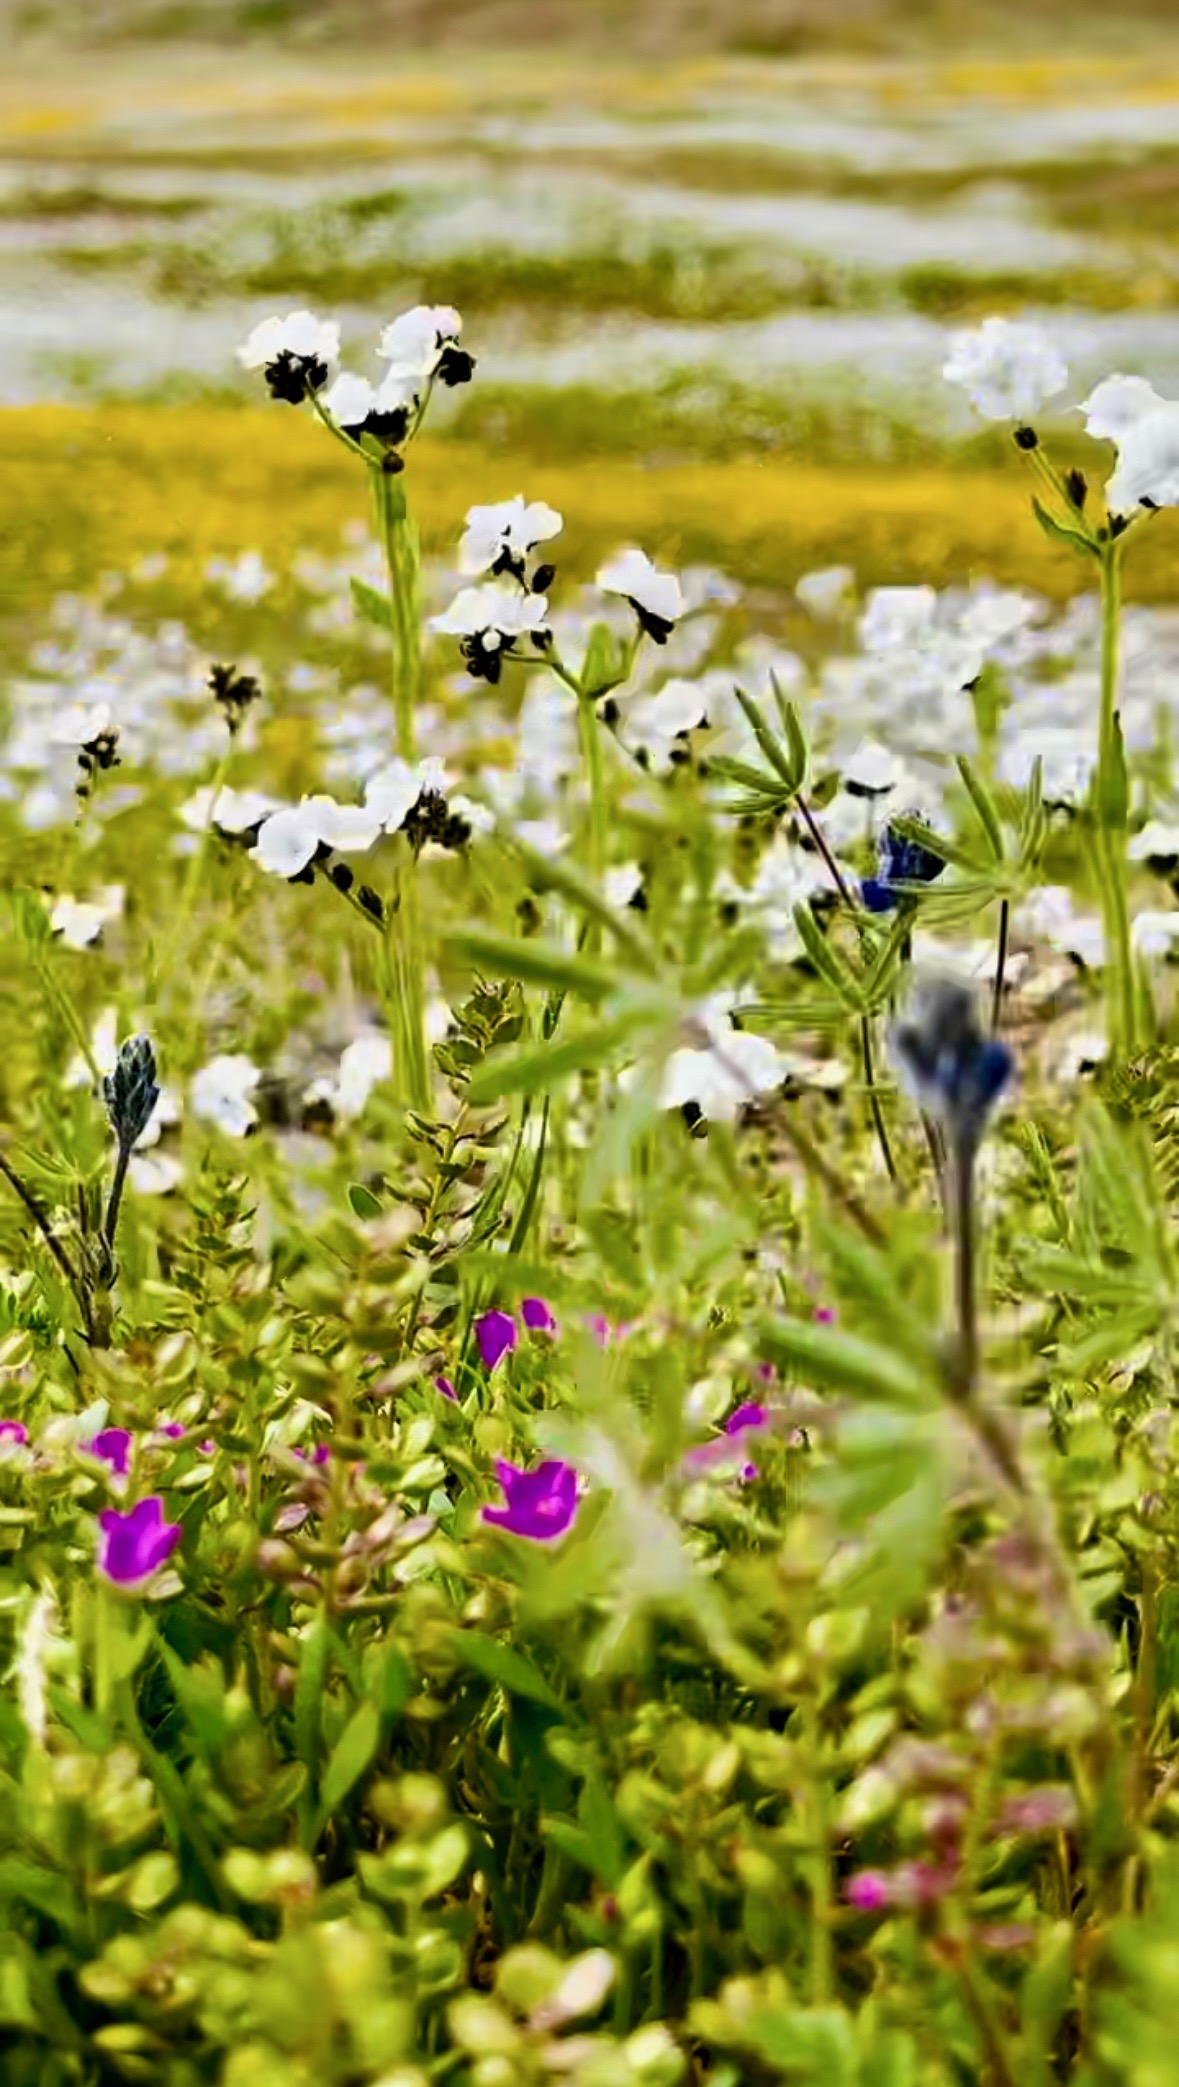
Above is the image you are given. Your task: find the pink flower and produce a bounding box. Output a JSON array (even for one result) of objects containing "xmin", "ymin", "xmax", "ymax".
[
  {"xmin": 88, "ymin": 1427, "xmax": 133, "ymax": 1477},
  {"xmin": 434, "ymin": 1374, "xmax": 459, "ymax": 1401},
  {"xmin": 482, "ymin": 1459, "xmax": 578, "ymax": 1541},
  {"xmin": 155, "ymin": 1422, "xmax": 185, "ymax": 1441},
  {"xmin": 814, "ymin": 1306, "xmax": 836, "ymax": 1324},
  {"xmin": 97, "ymin": 1497, "xmax": 181, "ymax": 1588},
  {"xmin": 291, "ymin": 1443, "xmax": 330, "ymax": 1466},
  {"xmin": 521, "ymin": 1296, "xmax": 557, "ymax": 1334},
  {"xmin": 0, "ymin": 1420, "xmax": 28, "ymax": 1447},
  {"xmin": 476, "ymin": 1309, "xmax": 518, "ymax": 1371},
  {"xmin": 846, "ymin": 1870, "xmax": 891, "ymax": 1913}
]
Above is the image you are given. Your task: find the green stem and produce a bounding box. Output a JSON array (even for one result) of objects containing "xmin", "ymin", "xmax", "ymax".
[
  {"xmin": 577, "ymin": 694, "xmax": 608, "ymax": 892},
  {"xmin": 991, "ymin": 897, "xmax": 1010, "ymax": 1036},
  {"xmin": 859, "ymin": 1014, "xmax": 897, "ymax": 1184},
  {"xmin": 1096, "ymin": 539, "xmax": 1137, "ymax": 1056},
  {"xmin": 372, "ymin": 461, "xmax": 430, "ymax": 1113},
  {"xmin": 152, "ymin": 740, "xmax": 233, "ymax": 998}
]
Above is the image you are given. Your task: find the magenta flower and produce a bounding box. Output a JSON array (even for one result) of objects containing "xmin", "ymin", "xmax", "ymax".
[
  {"xmin": 846, "ymin": 1870, "xmax": 891, "ymax": 1913},
  {"xmin": 814, "ymin": 1306, "xmax": 836, "ymax": 1325},
  {"xmin": 521, "ymin": 1296, "xmax": 557, "ymax": 1334},
  {"xmin": 726, "ymin": 1401, "xmax": 768, "ymax": 1436},
  {"xmin": 585, "ymin": 1313, "xmax": 612, "ymax": 1347},
  {"xmin": 0, "ymin": 1420, "xmax": 28, "ymax": 1447},
  {"xmin": 434, "ymin": 1374, "xmax": 459, "ymax": 1402},
  {"xmin": 476, "ymin": 1310, "xmax": 518, "ymax": 1371},
  {"xmin": 292, "ymin": 1443, "xmax": 330, "ymax": 1466},
  {"xmin": 155, "ymin": 1422, "xmax": 185, "ymax": 1441},
  {"xmin": 482, "ymin": 1459, "xmax": 578, "ymax": 1541},
  {"xmin": 89, "ymin": 1427, "xmax": 133, "ymax": 1477},
  {"xmin": 97, "ymin": 1497, "xmax": 181, "ymax": 1588}
]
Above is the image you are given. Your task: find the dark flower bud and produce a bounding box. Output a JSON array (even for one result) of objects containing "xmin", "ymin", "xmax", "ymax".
[
  {"xmin": 1064, "ymin": 468, "xmax": 1087, "ymax": 511},
  {"xmin": 1013, "ymin": 425, "xmax": 1039, "ymax": 451},
  {"xmin": 436, "ymin": 345, "xmax": 476, "ymax": 387},
  {"xmin": 532, "ymin": 563, "xmax": 556, "ymax": 593},
  {"xmin": 892, "ymin": 979, "xmax": 1012, "ymax": 1149},
  {"xmin": 104, "ymin": 1034, "xmax": 160, "ymax": 1152},
  {"xmin": 208, "ymin": 662, "xmax": 261, "ymax": 736}
]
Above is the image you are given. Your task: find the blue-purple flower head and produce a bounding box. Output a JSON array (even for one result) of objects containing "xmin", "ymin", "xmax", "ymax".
[
  {"xmin": 97, "ymin": 1497, "xmax": 181, "ymax": 1589},
  {"xmin": 892, "ymin": 978, "xmax": 1013, "ymax": 1148},
  {"xmin": 861, "ymin": 820, "xmax": 945, "ymax": 914},
  {"xmin": 482, "ymin": 1459, "xmax": 578, "ymax": 1541},
  {"xmin": 103, "ymin": 1034, "xmax": 160, "ymax": 1152}
]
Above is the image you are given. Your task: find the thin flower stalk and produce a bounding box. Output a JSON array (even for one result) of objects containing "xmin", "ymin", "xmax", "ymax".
[{"xmin": 373, "ymin": 462, "xmax": 431, "ymax": 1114}]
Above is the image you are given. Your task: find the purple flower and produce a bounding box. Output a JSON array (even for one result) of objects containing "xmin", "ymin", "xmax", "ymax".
[
  {"xmin": 846, "ymin": 1870, "xmax": 891, "ymax": 1913},
  {"xmin": 97, "ymin": 1497, "xmax": 181, "ymax": 1588},
  {"xmin": 88, "ymin": 1427, "xmax": 133, "ymax": 1477},
  {"xmin": 155, "ymin": 1422, "xmax": 186, "ymax": 1441},
  {"xmin": 476, "ymin": 1310, "xmax": 518, "ymax": 1371},
  {"xmin": 814, "ymin": 1306, "xmax": 836, "ymax": 1325},
  {"xmin": 725, "ymin": 1401, "xmax": 768, "ymax": 1436},
  {"xmin": 521, "ymin": 1296, "xmax": 557, "ymax": 1334},
  {"xmin": 0, "ymin": 1420, "xmax": 28, "ymax": 1447},
  {"xmin": 434, "ymin": 1374, "xmax": 459, "ymax": 1402},
  {"xmin": 292, "ymin": 1443, "xmax": 331, "ymax": 1466},
  {"xmin": 482, "ymin": 1459, "xmax": 578, "ymax": 1541}
]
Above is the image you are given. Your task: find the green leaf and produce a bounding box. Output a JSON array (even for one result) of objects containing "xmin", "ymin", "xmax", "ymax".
[
  {"xmin": 446, "ymin": 930, "xmax": 623, "ymax": 1002},
  {"xmin": 350, "ymin": 576, "xmax": 394, "ymax": 630},
  {"xmin": 955, "ymin": 755, "xmax": 1005, "ymax": 863},
  {"xmin": 449, "ymin": 1630, "xmax": 567, "ymax": 1714},
  {"xmin": 792, "ymin": 904, "xmax": 865, "ymax": 1011},
  {"xmin": 316, "ymin": 1699, "xmax": 382, "ymax": 1832},
  {"xmin": 759, "ymin": 1316, "xmax": 934, "ymax": 1407},
  {"xmin": 347, "ymin": 1182, "xmax": 383, "ymax": 1220},
  {"xmin": 732, "ymin": 685, "xmax": 797, "ymax": 787},
  {"xmin": 1031, "ymin": 496, "xmax": 1100, "ymax": 559}
]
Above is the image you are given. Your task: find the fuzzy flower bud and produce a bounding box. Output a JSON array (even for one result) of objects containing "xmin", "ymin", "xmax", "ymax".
[{"xmin": 103, "ymin": 1034, "xmax": 161, "ymax": 1153}]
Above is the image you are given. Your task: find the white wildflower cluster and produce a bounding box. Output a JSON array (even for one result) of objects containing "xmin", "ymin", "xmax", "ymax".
[{"xmin": 238, "ymin": 304, "xmax": 475, "ymax": 461}]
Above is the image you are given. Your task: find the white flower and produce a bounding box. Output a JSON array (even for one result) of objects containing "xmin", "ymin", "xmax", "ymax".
[
  {"xmin": 458, "ymin": 496, "xmax": 562, "ymax": 577},
  {"xmin": 181, "ymin": 783, "xmax": 280, "ymax": 836},
  {"xmin": 841, "ymin": 738, "xmax": 903, "ymax": 797},
  {"xmin": 377, "ymin": 305, "xmax": 469, "ymax": 386},
  {"xmin": 605, "ymin": 863, "xmax": 644, "ymax": 910},
  {"xmin": 1026, "ymin": 885, "xmax": 1104, "ymax": 967},
  {"xmin": 447, "ymin": 792, "xmax": 496, "ymax": 837},
  {"xmin": 1084, "ymin": 376, "xmax": 1179, "ymax": 513},
  {"xmin": 50, "ymin": 886, "xmax": 123, "ymax": 949},
  {"xmin": 252, "ymin": 796, "xmax": 380, "ymax": 877},
  {"xmin": 51, "ymin": 699, "xmax": 113, "ymax": 748},
  {"xmin": 1133, "ymin": 910, "xmax": 1179, "ymax": 958},
  {"xmin": 596, "ymin": 548, "xmax": 684, "ymax": 643},
  {"xmin": 252, "ymin": 803, "xmax": 324, "ymax": 878},
  {"xmin": 858, "ymin": 586, "xmax": 938, "ymax": 653},
  {"xmin": 621, "ymin": 677, "xmax": 707, "ymax": 769},
  {"xmin": 1129, "ymin": 819, "xmax": 1179, "ymax": 863},
  {"xmin": 515, "ymin": 817, "xmax": 570, "ymax": 856},
  {"xmin": 191, "ymin": 1054, "xmax": 260, "ymax": 1138},
  {"xmin": 942, "ymin": 317, "xmax": 1068, "ymax": 422},
  {"xmin": 237, "ymin": 309, "xmax": 339, "ymax": 373},
  {"xmin": 430, "ymin": 582, "xmax": 550, "ymax": 681},
  {"xmin": 795, "ymin": 565, "xmax": 854, "ymax": 618},
  {"xmin": 12, "ymin": 1588, "xmax": 58, "ymax": 1747},
  {"xmin": 1079, "ymin": 375, "xmax": 1165, "ymax": 444},
  {"xmin": 128, "ymin": 1152, "xmax": 185, "ymax": 1196},
  {"xmin": 660, "ymin": 1028, "xmax": 784, "ymax": 1124},
  {"xmin": 322, "ymin": 371, "xmax": 377, "ymax": 429},
  {"xmin": 334, "ymin": 1032, "xmax": 393, "ymax": 1123},
  {"xmin": 206, "ymin": 549, "xmax": 272, "ymax": 603},
  {"xmin": 364, "ymin": 755, "xmax": 451, "ymax": 833}
]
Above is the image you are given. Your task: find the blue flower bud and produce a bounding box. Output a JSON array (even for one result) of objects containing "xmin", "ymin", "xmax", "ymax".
[
  {"xmin": 103, "ymin": 1035, "xmax": 160, "ymax": 1153},
  {"xmin": 892, "ymin": 980, "xmax": 1012, "ymax": 1146}
]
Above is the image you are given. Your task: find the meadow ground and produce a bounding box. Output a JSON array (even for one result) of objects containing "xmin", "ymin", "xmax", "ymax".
[{"xmin": 4, "ymin": 26, "xmax": 1179, "ymax": 2087}]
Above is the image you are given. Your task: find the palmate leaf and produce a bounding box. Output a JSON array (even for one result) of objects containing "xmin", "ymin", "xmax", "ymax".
[
  {"xmin": 792, "ymin": 904, "xmax": 865, "ymax": 1012},
  {"xmin": 731, "ymin": 685, "xmax": 801, "ymax": 789},
  {"xmin": 887, "ymin": 813, "xmax": 990, "ymax": 877}
]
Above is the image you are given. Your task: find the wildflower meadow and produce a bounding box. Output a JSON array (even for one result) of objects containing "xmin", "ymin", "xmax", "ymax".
[{"xmin": 6, "ymin": 21, "xmax": 1179, "ymax": 2087}]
